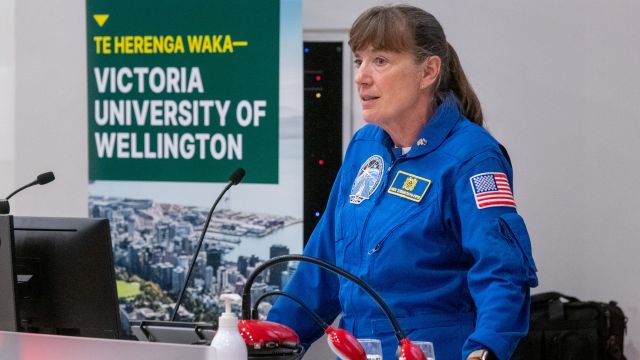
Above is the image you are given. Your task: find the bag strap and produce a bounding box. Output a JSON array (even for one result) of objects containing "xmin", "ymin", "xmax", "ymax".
[
  {"xmin": 532, "ymin": 292, "xmax": 581, "ymax": 321},
  {"xmin": 532, "ymin": 291, "xmax": 581, "ymax": 303}
]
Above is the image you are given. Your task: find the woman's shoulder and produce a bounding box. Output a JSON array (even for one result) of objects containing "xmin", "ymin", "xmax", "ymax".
[{"xmin": 439, "ymin": 118, "xmax": 504, "ymax": 163}]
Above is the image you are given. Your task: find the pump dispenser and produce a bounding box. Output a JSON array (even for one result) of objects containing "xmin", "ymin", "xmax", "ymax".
[{"xmin": 212, "ymin": 293, "xmax": 248, "ymax": 360}]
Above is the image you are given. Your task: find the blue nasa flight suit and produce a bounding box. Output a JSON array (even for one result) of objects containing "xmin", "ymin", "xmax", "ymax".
[{"xmin": 268, "ymin": 93, "xmax": 538, "ymax": 360}]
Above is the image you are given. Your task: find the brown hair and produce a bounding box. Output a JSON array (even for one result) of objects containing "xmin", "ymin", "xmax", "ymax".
[{"xmin": 349, "ymin": 5, "xmax": 484, "ymax": 126}]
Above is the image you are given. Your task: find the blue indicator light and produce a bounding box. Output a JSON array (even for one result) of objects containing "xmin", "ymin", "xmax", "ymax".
[
  {"xmin": 304, "ymin": 47, "xmax": 310, "ymax": 53},
  {"xmin": 314, "ymin": 211, "xmax": 321, "ymax": 217}
]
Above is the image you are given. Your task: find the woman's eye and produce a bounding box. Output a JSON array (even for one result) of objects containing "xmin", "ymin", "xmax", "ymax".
[
  {"xmin": 354, "ymin": 59, "xmax": 362, "ymax": 68},
  {"xmin": 374, "ymin": 57, "xmax": 387, "ymax": 66}
]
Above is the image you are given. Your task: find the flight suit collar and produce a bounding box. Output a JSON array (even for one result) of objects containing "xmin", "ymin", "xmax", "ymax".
[
  {"xmin": 406, "ymin": 92, "xmax": 463, "ymax": 158},
  {"xmin": 374, "ymin": 92, "xmax": 463, "ymax": 159}
]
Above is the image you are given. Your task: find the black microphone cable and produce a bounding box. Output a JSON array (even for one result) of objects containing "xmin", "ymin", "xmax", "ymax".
[{"xmin": 251, "ymin": 290, "xmax": 330, "ymax": 330}]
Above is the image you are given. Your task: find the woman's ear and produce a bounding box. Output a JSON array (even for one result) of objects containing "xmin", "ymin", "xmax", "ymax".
[{"xmin": 420, "ymin": 56, "xmax": 441, "ymax": 90}]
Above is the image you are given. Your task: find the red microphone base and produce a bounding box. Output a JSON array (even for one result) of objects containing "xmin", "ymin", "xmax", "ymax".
[
  {"xmin": 397, "ymin": 338, "xmax": 427, "ymax": 360},
  {"xmin": 325, "ymin": 326, "xmax": 366, "ymax": 360},
  {"xmin": 238, "ymin": 319, "xmax": 300, "ymax": 350}
]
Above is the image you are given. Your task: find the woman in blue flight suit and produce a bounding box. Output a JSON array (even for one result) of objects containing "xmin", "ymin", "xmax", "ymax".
[{"xmin": 268, "ymin": 5, "xmax": 538, "ymax": 360}]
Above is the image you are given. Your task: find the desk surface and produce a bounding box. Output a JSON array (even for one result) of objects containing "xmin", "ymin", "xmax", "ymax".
[{"xmin": 0, "ymin": 331, "xmax": 212, "ymax": 360}]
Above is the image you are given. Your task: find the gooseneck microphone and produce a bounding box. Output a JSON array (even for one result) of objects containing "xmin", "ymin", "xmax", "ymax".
[
  {"xmin": 171, "ymin": 168, "xmax": 246, "ymax": 321},
  {"xmin": 6, "ymin": 171, "xmax": 55, "ymax": 199},
  {"xmin": 252, "ymin": 291, "xmax": 367, "ymax": 360},
  {"xmin": 242, "ymin": 254, "xmax": 404, "ymax": 341},
  {"xmin": 242, "ymin": 255, "xmax": 427, "ymax": 360},
  {"xmin": 0, "ymin": 171, "xmax": 56, "ymax": 214}
]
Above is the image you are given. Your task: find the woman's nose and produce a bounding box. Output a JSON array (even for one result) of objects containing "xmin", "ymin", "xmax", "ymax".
[{"xmin": 354, "ymin": 64, "xmax": 372, "ymax": 86}]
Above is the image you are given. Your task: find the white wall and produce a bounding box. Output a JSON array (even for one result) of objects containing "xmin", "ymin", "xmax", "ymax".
[
  {"xmin": 14, "ymin": 0, "xmax": 88, "ymax": 216},
  {"xmin": 10, "ymin": 0, "xmax": 640, "ymax": 358},
  {"xmin": 0, "ymin": 0, "xmax": 15, "ymax": 194}
]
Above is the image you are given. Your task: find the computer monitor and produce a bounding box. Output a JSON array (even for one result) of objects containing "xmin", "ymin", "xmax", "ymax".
[{"xmin": 0, "ymin": 215, "xmax": 121, "ymax": 339}]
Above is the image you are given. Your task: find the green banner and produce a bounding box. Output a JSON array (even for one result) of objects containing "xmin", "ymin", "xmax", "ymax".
[{"xmin": 87, "ymin": 0, "xmax": 279, "ymax": 183}]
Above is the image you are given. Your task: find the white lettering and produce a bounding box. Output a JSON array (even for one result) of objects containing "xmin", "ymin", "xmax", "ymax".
[
  {"xmin": 94, "ymin": 132, "xmax": 115, "ymax": 158},
  {"xmin": 236, "ymin": 100, "xmax": 252, "ymax": 127}
]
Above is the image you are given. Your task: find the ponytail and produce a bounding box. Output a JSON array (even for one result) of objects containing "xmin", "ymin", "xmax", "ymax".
[{"xmin": 441, "ymin": 43, "xmax": 483, "ymax": 126}]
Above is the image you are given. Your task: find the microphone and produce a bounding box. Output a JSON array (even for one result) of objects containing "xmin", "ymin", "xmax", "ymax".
[
  {"xmin": 1, "ymin": 171, "xmax": 56, "ymax": 215},
  {"xmin": 36, "ymin": 172, "xmax": 56, "ymax": 186},
  {"xmin": 170, "ymin": 168, "xmax": 246, "ymax": 321},
  {"xmin": 228, "ymin": 168, "xmax": 245, "ymax": 185},
  {"xmin": 241, "ymin": 255, "xmax": 427, "ymax": 360}
]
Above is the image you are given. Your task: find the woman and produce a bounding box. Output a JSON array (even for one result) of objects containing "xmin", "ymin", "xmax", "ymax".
[{"xmin": 268, "ymin": 5, "xmax": 537, "ymax": 360}]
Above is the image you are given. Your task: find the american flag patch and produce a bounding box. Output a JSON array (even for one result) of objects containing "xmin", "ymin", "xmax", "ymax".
[{"xmin": 470, "ymin": 172, "xmax": 516, "ymax": 209}]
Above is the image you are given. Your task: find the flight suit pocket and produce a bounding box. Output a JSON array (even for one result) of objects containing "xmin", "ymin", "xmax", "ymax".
[
  {"xmin": 334, "ymin": 205, "xmax": 358, "ymax": 269},
  {"xmin": 498, "ymin": 213, "xmax": 538, "ymax": 287}
]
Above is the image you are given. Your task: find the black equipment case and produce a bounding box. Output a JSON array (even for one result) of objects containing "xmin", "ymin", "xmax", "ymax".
[{"xmin": 512, "ymin": 291, "xmax": 627, "ymax": 360}]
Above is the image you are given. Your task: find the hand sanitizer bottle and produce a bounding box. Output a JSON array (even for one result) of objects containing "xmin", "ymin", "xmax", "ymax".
[{"xmin": 211, "ymin": 293, "xmax": 248, "ymax": 360}]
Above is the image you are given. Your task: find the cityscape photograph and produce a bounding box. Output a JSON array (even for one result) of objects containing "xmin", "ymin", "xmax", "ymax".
[{"xmin": 89, "ymin": 195, "xmax": 302, "ymax": 327}]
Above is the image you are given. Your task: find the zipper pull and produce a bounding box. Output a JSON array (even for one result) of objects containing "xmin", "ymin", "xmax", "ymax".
[{"xmin": 368, "ymin": 241, "xmax": 383, "ymax": 255}]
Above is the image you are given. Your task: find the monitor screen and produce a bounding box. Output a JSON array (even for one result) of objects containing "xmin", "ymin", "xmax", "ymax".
[{"xmin": 8, "ymin": 216, "xmax": 121, "ymax": 339}]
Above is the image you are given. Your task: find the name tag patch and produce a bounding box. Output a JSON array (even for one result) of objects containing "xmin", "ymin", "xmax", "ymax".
[{"xmin": 387, "ymin": 171, "xmax": 431, "ymax": 202}]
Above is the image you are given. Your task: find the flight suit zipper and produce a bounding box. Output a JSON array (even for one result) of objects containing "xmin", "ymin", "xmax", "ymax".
[
  {"xmin": 347, "ymin": 154, "xmax": 401, "ymax": 318},
  {"xmin": 359, "ymin": 157, "xmax": 401, "ymax": 254},
  {"xmin": 354, "ymin": 156, "xmax": 404, "ymax": 297},
  {"xmin": 367, "ymin": 221, "xmax": 406, "ymax": 254}
]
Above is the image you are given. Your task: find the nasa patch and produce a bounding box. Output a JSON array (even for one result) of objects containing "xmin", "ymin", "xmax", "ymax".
[{"xmin": 350, "ymin": 155, "xmax": 384, "ymax": 204}]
